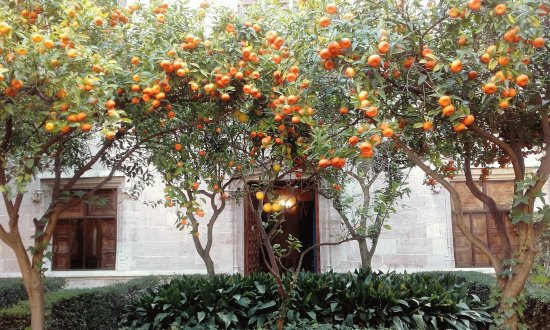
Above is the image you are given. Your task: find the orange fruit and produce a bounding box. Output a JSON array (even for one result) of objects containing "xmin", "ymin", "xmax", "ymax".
[
  {"xmin": 467, "ymin": 71, "xmax": 478, "ymax": 80},
  {"xmin": 449, "ymin": 8, "xmax": 459, "ymax": 18},
  {"xmin": 494, "ymin": 4, "xmax": 507, "ymax": 15},
  {"xmin": 458, "ymin": 37, "xmax": 467, "ymax": 45},
  {"xmin": 378, "ymin": 41, "xmax": 390, "ymax": 54},
  {"xmin": 326, "ymin": 3, "xmax": 337, "ymax": 14},
  {"xmin": 533, "ymin": 37, "xmax": 545, "ymax": 48},
  {"xmin": 499, "ymin": 100, "xmax": 509, "ymax": 109},
  {"xmin": 498, "ymin": 56, "xmax": 510, "ymax": 66},
  {"xmin": 339, "ymin": 38, "xmax": 352, "ymax": 49},
  {"xmin": 364, "ymin": 106, "xmax": 378, "ymax": 118},
  {"xmin": 319, "ymin": 17, "xmax": 331, "ymax": 28},
  {"xmin": 422, "ymin": 121, "xmax": 433, "ymax": 131},
  {"xmin": 348, "ymin": 136, "xmax": 359, "ymax": 145},
  {"xmin": 468, "ymin": 0, "xmax": 481, "ymax": 11},
  {"xmin": 453, "ymin": 123, "xmax": 466, "ymax": 132},
  {"xmin": 450, "ymin": 60, "xmax": 462, "ymax": 73},
  {"xmin": 482, "ymin": 82, "xmax": 497, "ymax": 94},
  {"xmin": 319, "ymin": 158, "xmax": 330, "ymax": 168},
  {"xmin": 344, "ymin": 67, "xmax": 356, "ymax": 78},
  {"xmin": 516, "ymin": 74, "xmax": 529, "ymax": 87},
  {"xmin": 438, "ymin": 95, "xmax": 451, "ymax": 107},
  {"xmin": 367, "ymin": 54, "xmax": 381, "ymax": 67},
  {"xmin": 382, "ymin": 127, "xmax": 394, "ymax": 137},
  {"xmin": 480, "ymin": 53, "xmax": 491, "ymax": 64},
  {"xmin": 463, "ymin": 115, "xmax": 475, "ymax": 126},
  {"xmin": 442, "ymin": 105, "xmax": 455, "ymax": 116},
  {"xmin": 359, "ymin": 142, "xmax": 373, "ymax": 151}
]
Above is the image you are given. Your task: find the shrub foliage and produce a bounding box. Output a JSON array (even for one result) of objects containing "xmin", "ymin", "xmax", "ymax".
[{"xmin": 123, "ymin": 270, "xmax": 491, "ymax": 329}]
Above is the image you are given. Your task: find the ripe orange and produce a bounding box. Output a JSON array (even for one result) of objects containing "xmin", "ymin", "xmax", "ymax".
[
  {"xmin": 533, "ymin": 37, "xmax": 545, "ymax": 49},
  {"xmin": 442, "ymin": 105, "xmax": 455, "ymax": 116},
  {"xmin": 358, "ymin": 90, "xmax": 369, "ymax": 101},
  {"xmin": 339, "ymin": 38, "xmax": 352, "ymax": 49},
  {"xmin": 450, "ymin": 60, "xmax": 462, "ymax": 73},
  {"xmin": 480, "ymin": 53, "xmax": 491, "ymax": 64},
  {"xmin": 494, "ymin": 4, "xmax": 506, "ymax": 15},
  {"xmin": 319, "ymin": 17, "xmax": 331, "ymax": 28},
  {"xmin": 31, "ymin": 34, "xmax": 43, "ymax": 43},
  {"xmin": 378, "ymin": 41, "xmax": 390, "ymax": 54},
  {"xmin": 482, "ymin": 82, "xmax": 497, "ymax": 94},
  {"xmin": 319, "ymin": 158, "xmax": 330, "ymax": 168},
  {"xmin": 453, "ymin": 123, "xmax": 466, "ymax": 132},
  {"xmin": 348, "ymin": 136, "xmax": 359, "ymax": 145},
  {"xmin": 105, "ymin": 100, "xmax": 116, "ymax": 109},
  {"xmin": 438, "ymin": 95, "xmax": 451, "ymax": 107},
  {"xmin": 174, "ymin": 143, "xmax": 183, "ymax": 151},
  {"xmin": 44, "ymin": 122, "xmax": 55, "ymax": 131},
  {"xmin": 403, "ymin": 57, "xmax": 415, "ymax": 69},
  {"xmin": 220, "ymin": 93, "xmax": 230, "ymax": 102},
  {"xmin": 467, "ymin": 71, "xmax": 478, "ymax": 80},
  {"xmin": 516, "ymin": 74, "xmax": 529, "ymax": 87},
  {"xmin": 458, "ymin": 37, "xmax": 467, "ymax": 45},
  {"xmin": 359, "ymin": 142, "xmax": 372, "ymax": 151},
  {"xmin": 382, "ymin": 127, "xmax": 394, "ymax": 137},
  {"xmin": 463, "ymin": 115, "xmax": 475, "ymax": 126},
  {"xmin": 499, "ymin": 100, "xmax": 509, "ymax": 109},
  {"xmin": 344, "ymin": 67, "xmax": 356, "ymax": 78},
  {"xmin": 367, "ymin": 54, "xmax": 381, "ymax": 67},
  {"xmin": 326, "ymin": 3, "xmax": 337, "ymax": 14},
  {"xmin": 468, "ymin": 0, "xmax": 481, "ymax": 11},
  {"xmin": 449, "ymin": 8, "xmax": 459, "ymax": 18},
  {"xmin": 497, "ymin": 56, "xmax": 510, "ymax": 66},
  {"xmin": 501, "ymin": 88, "xmax": 517, "ymax": 98},
  {"xmin": 364, "ymin": 107, "xmax": 378, "ymax": 118},
  {"xmin": 422, "ymin": 121, "xmax": 433, "ymax": 131},
  {"xmin": 80, "ymin": 123, "xmax": 92, "ymax": 132}
]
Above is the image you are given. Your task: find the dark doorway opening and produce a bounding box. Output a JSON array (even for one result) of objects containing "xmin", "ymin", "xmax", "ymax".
[{"xmin": 244, "ymin": 181, "xmax": 319, "ymax": 274}]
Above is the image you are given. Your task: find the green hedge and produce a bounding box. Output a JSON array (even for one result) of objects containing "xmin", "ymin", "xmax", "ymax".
[
  {"xmin": 0, "ymin": 276, "xmax": 161, "ymax": 330},
  {"xmin": 423, "ymin": 271, "xmax": 550, "ymax": 330},
  {"xmin": 123, "ymin": 270, "xmax": 491, "ymax": 329},
  {"xmin": 0, "ymin": 277, "xmax": 66, "ymax": 309}
]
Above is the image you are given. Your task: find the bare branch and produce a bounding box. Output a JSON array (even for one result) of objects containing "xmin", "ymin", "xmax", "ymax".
[{"xmin": 394, "ymin": 137, "xmax": 503, "ymax": 274}]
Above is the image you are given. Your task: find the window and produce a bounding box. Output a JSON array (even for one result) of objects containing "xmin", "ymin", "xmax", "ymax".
[
  {"xmin": 451, "ymin": 179, "xmax": 519, "ymax": 267},
  {"xmin": 52, "ymin": 189, "xmax": 117, "ymax": 270}
]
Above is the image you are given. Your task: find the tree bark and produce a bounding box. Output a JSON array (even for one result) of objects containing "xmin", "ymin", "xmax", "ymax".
[
  {"xmin": 201, "ymin": 253, "xmax": 216, "ymax": 278},
  {"xmin": 357, "ymin": 237, "xmax": 372, "ymax": 269},
  {"xmin": 28, "ymin": 271, "xmax": 45, "ymax": 330}
]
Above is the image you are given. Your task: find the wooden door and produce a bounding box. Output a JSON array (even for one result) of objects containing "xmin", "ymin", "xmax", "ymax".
[
  {"xmin": 100, "ymin": 219, "xmax": 117, "ymax": 269},
  {"xmin": 52, "ymin": 220, "xmax": 72, "ymax": 270},
  {"xmin": 451, "ymin": 181, "xmax": 519, "ymax": 267}
]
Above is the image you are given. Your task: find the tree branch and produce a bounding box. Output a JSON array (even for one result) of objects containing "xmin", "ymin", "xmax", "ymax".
[{"xmin": 394, "ymin": 137, "xmax": 503, "ymax": 274}]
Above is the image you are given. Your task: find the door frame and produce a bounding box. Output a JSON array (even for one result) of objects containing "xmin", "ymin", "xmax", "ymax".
[{"xmin": 243, "ymin": 179, "xmax": 321, "ymax": 273}]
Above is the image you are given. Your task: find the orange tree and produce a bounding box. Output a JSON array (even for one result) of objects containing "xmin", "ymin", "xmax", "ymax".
[
  {"xmin": 0, "ymin": 1, "xmax": 244, "ymax": 328},
  {"xmin": 290, "ymin": 0, "xmax": 549, "ymax": 328}
]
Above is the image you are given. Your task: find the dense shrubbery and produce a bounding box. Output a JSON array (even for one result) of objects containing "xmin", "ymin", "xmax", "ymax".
[
  {"xmin": 0, "ymin": 277, "xmax": 160, "ymax": 330},
  {"xmin": 0, "ymin": 277, "xmax": 65, "ymax": 309},
  {"xmin": 123, "ymin": 270, "xmax": 491, "ymax": 330},
  {"xmin": 426, "ymin": 271, "xmax": 550, "ymax": 330},
  {"xmin": 1, "ymin": 271, "xmax": 546, "ymax": 329}
]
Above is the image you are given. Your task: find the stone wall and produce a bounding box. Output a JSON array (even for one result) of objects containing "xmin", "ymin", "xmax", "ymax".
[{"xmin": 0, "ymin": 167, "xmax": 458, "ymax": 283}]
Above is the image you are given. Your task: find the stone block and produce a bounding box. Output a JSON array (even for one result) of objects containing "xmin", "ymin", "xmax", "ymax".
[{"xmin": 396, "ymin": 239, "xmax": 433, "ymax": 255}]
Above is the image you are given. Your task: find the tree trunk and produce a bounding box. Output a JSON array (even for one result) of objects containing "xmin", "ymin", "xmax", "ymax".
[
  {"xmin": 201, "ymin": 253, "xmax": 216, "ymax": 278},
  {"xmin": 28, "ymin": 272, "xmax": 45, "ymax": 330},
  {"xmin": 357, "ymin": 238, "xmax": 372, "ymax": 269}
]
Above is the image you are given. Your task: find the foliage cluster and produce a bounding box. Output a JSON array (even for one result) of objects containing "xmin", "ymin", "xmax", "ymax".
[{"xmin": 123, "ymin": 270, "xmax": 491, "ymax": 330}]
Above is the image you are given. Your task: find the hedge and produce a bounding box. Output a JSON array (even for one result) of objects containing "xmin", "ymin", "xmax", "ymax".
[
  {"xmin": 123, "ymin": 270, "xmax": 491, "ymax": 329},
  {"xmin": 423, "ymin": 271, "xmax": 550, "ymax": 330},
  {"xmin": 0, "ymin": 276, "xmax": 161, "ymax": 330},
  {"xmin": 0, "ymin": 277, "xmax": 66, "ymax": 309}
]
